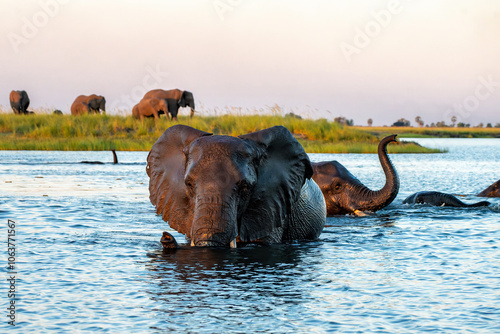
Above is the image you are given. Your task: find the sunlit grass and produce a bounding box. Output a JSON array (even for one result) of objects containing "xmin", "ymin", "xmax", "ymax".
[
  {"xmin": 0, "ymin": 108, "xmax": 442, "ymax": 153},
  {"xmin": 354, "ymin": 126, "xmax": 500, "ymax": 138}
]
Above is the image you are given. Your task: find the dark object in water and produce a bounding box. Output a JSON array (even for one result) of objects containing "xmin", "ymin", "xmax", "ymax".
[
  {"xmin": 477, "ymin": 179, "xmax": 500, "ymax": 198},
  {"xmin": 160, "ymin": 231, "xmax": 179, "ymax": 250},
  {"xmin": 81, "ymin": 150, "xmax": 118, "ymax": 164},
  {"xmin": 403, "ymin": 191, "xmax": 490, "ymax": 207}
]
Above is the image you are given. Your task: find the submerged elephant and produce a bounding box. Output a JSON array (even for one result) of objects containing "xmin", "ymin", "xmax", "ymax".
[
  {"xmin": 71, "ymin": 94, "xmax": 106, "ymax": 115},
  {"xmin": 403, "ymin": 191, "xmax": 490, "ymax": 207},
  {"xmin": 132, "ymin": 98, "xmax": 168, "ymax": 120},
  {"xmin": 10, "ymin": 90, "xmax": 30, "ymax": 114},
  {"xmin": 147, "ymin": 124, "xmax": 326, "ymax": 248},
  {"xmin": 477, "ymin": 179, "xmax": 500, "ymax": 198},
  {"xmin": 312, "ymin": 135, "xmax": 399, "ymax": 216},
  {"xmin": 80, "ymin": 150, "xmax": 118, "ymax": 164},
  {"xmin": 143, "ymin": 89, "xmax": 195, "ymax": 120}
]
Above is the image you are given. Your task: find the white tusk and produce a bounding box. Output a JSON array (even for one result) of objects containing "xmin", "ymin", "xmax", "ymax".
[{"xmin": 229, "ymin": 239, "xmax": 237, "ymax": 248}]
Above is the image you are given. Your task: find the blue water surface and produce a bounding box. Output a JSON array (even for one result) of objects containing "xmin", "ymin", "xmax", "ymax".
[{"xmin": 0, "ymin": 138, "xmax": 499, "ymax": 333}]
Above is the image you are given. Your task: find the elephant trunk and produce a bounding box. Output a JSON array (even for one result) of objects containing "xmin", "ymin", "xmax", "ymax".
[
  {"xmin": 351, "ymin": 135, "xmax": 399, "ymax": 213},
  {"xmin": 190, "ymin": 194, "xmax": 238, "ymax": 247}
]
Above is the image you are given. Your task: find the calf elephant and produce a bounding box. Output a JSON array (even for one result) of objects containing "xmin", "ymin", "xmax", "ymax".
[
  {"xmin": 477, "ymin": 179, "xmax": 500, "ymax": 197},
  {"xmin": 403, "ymin": 191, "xmax": 490, "ymax": 207},
  {"xmin": 9, "ymin": 90, "xmax": 30, "ymax": 114},
  {"xmin": 71, "ymin": 94, "xmax": 106, "ymax": 115},
  {"xmin": 147, "ymin": 124, "xmax": 326, "ymax": 248},
  {"xmin": 312, "ymin": 135, "xmax": 400, "ymax": 216},
  {"xmin": 132, "ymin": 98, "xmax": 168, "ymax": 120},
  {"xmin": 143, "ymin": 88, "xmax": 195, "ymax": 120}
]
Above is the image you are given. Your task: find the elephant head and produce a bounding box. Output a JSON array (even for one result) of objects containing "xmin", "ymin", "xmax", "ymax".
[
  {"xmin": 312, "ymin": 135, "xmax": 399, "ymax": 216},
  {"xmin": 87, "ymin": 94, "xmax": 106, "ymax": 114},
  {"xmin": 147, "ymin": 125, "xmax": 319, "ymax": 247},
  {"xmin": 477, "ymin": 179, "xmax": 500, "ymax": 197},
  {"xmin": 179, "ymin": 91, "xmax": 195, "ymax": 117}
]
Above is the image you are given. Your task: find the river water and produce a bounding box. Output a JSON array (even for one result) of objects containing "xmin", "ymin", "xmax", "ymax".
[{"xmin": 1, "ymin": 138, "xmax": 499, "ymax": 333}]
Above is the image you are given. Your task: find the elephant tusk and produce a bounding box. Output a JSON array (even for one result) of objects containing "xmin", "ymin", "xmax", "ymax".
[
  {"xmin": 191, "ymin": 240, "xmax": 195, "ymax": 247},
  {"xmin": 230, "ymin": 239, "xmax": 237, "ymax": 248}
]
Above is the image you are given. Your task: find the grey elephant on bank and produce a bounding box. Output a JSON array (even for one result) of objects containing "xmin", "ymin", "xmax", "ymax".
[
  {"xmin": 132, "ymin": 98, "xmax": 168, "ymax": 120},
  {"xmin": 71, "ymin": 94, "xmax": 106, "ymax": 115},
  {"xmin": 477, "ymin": 179, "xmax": 500, "ymax": 198},
  {"xmin": 143, "ymin": 89, "xmax": 195, "ymax": 120},
  {"xmin": 147, "ymin": 124, "xmax": 326, "ymax": 248},
  {"xmin": 312, "ymin": 135, "xmax": 400, "ymax": 216},
  {"xmin": 9, "ymin": 90, "xmax": 30, "ymax": 114},
  {"xmin": 403, "ymin": 191, "xmax": 490, "ymax": 207}
]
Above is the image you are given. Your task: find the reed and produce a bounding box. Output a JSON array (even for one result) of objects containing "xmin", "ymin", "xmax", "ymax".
[{"xmin": 0, "ymin": 110, "xmax": 441, "ymax": 153}]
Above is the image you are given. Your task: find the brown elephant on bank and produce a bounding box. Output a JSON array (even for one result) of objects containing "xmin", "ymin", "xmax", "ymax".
[
  {"xmin": 132, "ymin": 98, "xmax": 168, "ymax": 120},
  {"xmin": 71, "ymin": 94, "xmax": 106, "ymax": 115},
  {"xmin": 9, "ymin": 90, "xmax": 30, "ymax": 114},
  {"xmin": 143, "ymin": 89, "xmax": 195, "ymax": 120}
]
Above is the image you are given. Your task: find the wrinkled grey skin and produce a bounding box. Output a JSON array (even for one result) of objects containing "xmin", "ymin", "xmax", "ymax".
[
  {"xmin": 147, "ymin": 124, "xmax": 326, "ymax": 248},
  {"xmin": 477, "ymin": 179, "xmax": 500, "ymax": 198},
  {"xmin": 10, "ymin": 90, "xmax": 30, "ymax": 114},
  {"xmin": 403, "ymin": 191, "xmax": 490, "ymax": 207},
  {"xmin": 312, "ymin": 135, "xmax": 399, "ymax": 216}
]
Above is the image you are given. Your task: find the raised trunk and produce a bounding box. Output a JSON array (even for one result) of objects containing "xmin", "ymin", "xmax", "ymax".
[{"xmin": 353, "ymin": 135, "xmax": 400, "ymax": 212}]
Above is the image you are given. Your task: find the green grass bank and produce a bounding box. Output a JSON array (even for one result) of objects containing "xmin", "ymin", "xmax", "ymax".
[
  {"xmin": 0, "ymin": 113, "xmax": 443, "ymax": 153},
  {"xmin": 355, "ymin": 126, "xmax": 500, "ymax": 138}
]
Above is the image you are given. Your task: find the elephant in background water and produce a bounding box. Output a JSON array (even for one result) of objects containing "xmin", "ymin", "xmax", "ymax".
[
  {"xmin": 71, "ymin": 94, "xmax": 106, "ymax": 115},
  {"xmin": 403, "ymin": 191, "xmax": 490, "ymax": 207},
  {"xmin": 477, "ymin": 179, "xmax": 500, "ymax": 197},
  {"xmin": 312, "ymin": 135, "xmax": 400, "ymax": 216},
  {"xmin": 10, "ymin": 90, "xmax": 30, "ymax": 114},
  {"xmin": 143, "ymin": 89, "xmax": 195, "ymax": 120},
  {"xmin": 132, "ymin": 98, "xmax": 168, "ymax": 120},
  {"xmin": 147, "ymin": 124, "xmax": 326, "ymax": 248}
]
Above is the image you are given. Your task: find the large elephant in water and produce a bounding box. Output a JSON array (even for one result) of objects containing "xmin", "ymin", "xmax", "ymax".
[
  {"xmin": 9, "ymin": 90, "xmax": 30, "ymax": 114},
  {"xmin": 132, "ymin": 98, "xmax": 168, "ymax": 120},
  {"xmin": 477, "ymin": 179, "xmax": 500, "ymax": 197},
  {"xmin": 312, "ymin": 135, "xmax": 399, "ymax": 216},
  {"xmin": 147, "ymin": 124, "xmax": 326, "ymax": 247},
  {"xmin": 403, "ymin": 191, "xmax": 490, "ymax": 207},
  {"xmin": 143, "ymin": 89, "xmax": 195, "ymax": 120},
  {"xmin": 71, "ymin": 94, "xmax": 106, "ymax": 115}
]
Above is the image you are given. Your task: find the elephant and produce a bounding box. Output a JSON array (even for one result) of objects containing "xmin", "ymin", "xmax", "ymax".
[
  {"xmin": 9, "ymin": 90, "xmax": 30, "ymax": 114},
  {"xmin": 146, "ymin": 124, "xmax": 326, "ymax": 248},
  {"xmin": 143, "ymin": 89, "xmax": 195, "ymax": 120},
  {"xmin": 403, "ymin": 191, "xmax": 490, "ymax": 207},
  {"xmin": 71, "ymin": 94, "xmax": 106, "ymax": 115},
  {"xmin": 53, "ymin": 109, "xmax": 63, "ymax": 115},
  {"xmin": 132, "ymin": 98, "xmax": 168, "ymax": 120},
  {"xmin": 477, "ymin": 179, "xmax": 500, "ymax": 197},
  {"xmin": 312, "ymin": 135, "xmax": 399, "ymax": 216}
]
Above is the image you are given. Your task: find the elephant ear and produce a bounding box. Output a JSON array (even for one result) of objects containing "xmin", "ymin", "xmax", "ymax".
[
  {"xmin": 238, "ymin": 126, "xmax": 313, "ymax": 242},
  {"xmin": 147, "ymin": 125, "xmax": 212, "ymax": 235}
]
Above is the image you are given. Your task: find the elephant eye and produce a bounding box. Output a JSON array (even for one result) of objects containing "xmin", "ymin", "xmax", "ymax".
[
  {"xmin": 332, "ymin": 182, "xmax": 343, "ymax": 193},
  {"xmin": 236, "ymin": 180, "xmax": 252, "ymax": 194},
  {"xmin": 185, "ymin": 177, "xmax": 195, "ymax": 191}
]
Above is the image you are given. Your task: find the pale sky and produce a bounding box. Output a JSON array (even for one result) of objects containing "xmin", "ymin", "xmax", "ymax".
[{"xmin": 1, "ymin": 0, "xmax": 499, "ymax": 126}]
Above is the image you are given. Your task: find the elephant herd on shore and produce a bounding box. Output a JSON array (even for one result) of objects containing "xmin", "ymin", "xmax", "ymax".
[
  {"xmin": 8, "ymin": 89, "xmax": 195, "ymax": 120},
  {"xmin": 8, "ymin": 90, "xmax": 498, "ymax": 249}
]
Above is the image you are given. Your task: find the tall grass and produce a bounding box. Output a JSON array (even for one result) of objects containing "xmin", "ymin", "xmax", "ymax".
[
  {"xmin": 355, "ymin": 126, "xmax": 500, "ymax": 138},
  {"xmin": 0, "ymin": 111, "xmax": 441, "ymax": 153}
]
